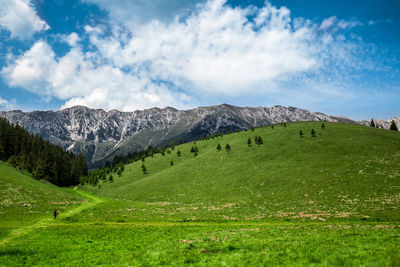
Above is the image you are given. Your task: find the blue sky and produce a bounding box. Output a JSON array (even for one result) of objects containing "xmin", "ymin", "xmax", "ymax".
[{"xmin": 0, "ymin": 0, "xmax": 399, "ymax": 120}]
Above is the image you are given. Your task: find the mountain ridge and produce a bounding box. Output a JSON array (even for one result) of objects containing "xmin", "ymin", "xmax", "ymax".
[{"xmin": 0, "ymin": 104, "xmax": 369, "ymax": 168}]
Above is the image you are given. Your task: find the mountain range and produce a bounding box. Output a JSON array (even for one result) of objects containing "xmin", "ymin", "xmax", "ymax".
[{"xmin": 0, "ymin": 104, "xmax": 395, "ymax": 168}]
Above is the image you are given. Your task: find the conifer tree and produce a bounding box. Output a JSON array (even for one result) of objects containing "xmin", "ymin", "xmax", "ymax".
[
  {"xmin": 247, "ymin": 137, "xmax": 252, "ymax": 146},
  {"xmin": 271, "ymin": 125, "xmax": 274, "ymax": 129},
  {"xmin": 217, "ymin": 144, "xmax": 221, "ymax": 151},
  {"xmin": 142, "ymin": 164, "xmax": 147, "ymax": 174},
  {"xmin": 177, "ymin": 150, "xmax": 181, "ymax": 156},
  {"xmin": 321, "ymin": 123, "xmax": 325, "ymax": 129},
  {"xmin": 390, "ymin": 120, "xmax": 398, "ymax": 131},
  {"xmin": 170, "ymin": 160, "xmax": 174, "ymax": 166},
  {"xmin": 370, "ymin": 119, "xmax": 375, "ymax": 128},
  {"xmin": 225, "ymin": 144, "xmax": 231, "ymax": 151},
  {"xmin": 311, "ymin": 129, "xmax": 316, "ymax": 137},
  {"xmin": 257, "ymin": 136, "xmax": 263, "ymax": 144},
  {"xmin": 108, "ymin": 174, "xmax": 113, "ymax": 182},
  {"xmin": 299, "ymin": 130, "xmax": 304, "ymax": 138}
]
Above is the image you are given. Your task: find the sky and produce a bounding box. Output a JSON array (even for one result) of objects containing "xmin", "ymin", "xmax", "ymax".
[{"xmin": 0, "ymin": 0, "xmax": 399, "ymax": 120}]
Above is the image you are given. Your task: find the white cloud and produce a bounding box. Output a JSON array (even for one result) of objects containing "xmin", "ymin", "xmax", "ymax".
[
  {"xmin": 2, "ymin": 0, "xmax": 364, "ymax": 111},
  {"xmin": 62, "ymin": 32, "xmax": 80, "ymax": 47},
  {"xmin": 0, "ymin": 0, "xmax": 49, "ymax": 39},
  {"xmin": 0, "ymin": 97, "xmax": 17, "ymax": 110}
]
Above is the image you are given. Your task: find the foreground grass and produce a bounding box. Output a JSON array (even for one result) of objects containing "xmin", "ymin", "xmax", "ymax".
[{"xmin": 1, "ymin": 221, "xmax": 400, "ymax": 266}]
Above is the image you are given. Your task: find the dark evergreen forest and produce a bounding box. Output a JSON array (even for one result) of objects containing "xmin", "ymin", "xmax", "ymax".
[{"xmin": 0, "ymin": 118, "xmax": 87, "ymax": 186}]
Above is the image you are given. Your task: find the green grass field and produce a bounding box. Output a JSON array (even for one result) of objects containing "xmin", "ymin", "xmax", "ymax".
[{"xmin": 1, "ymin": 122, "xmax": 400, "ymax": 266}]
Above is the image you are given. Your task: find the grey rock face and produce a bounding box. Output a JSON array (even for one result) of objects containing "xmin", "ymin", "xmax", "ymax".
[{"xmin": 0, "ymin": 104, "xmax": 355, "ymax": 168}]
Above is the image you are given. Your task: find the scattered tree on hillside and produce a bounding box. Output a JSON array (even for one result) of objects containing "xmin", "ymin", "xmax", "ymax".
[
  {"xmin": 247, "ymin": 137, "xmax": 252, "ymax": 146},
  {"xmin": 390, "ymin": 120, "xmax": 398, "ymax": 131},
  {"xmin": 283, "ymin": 122, "xmax": 287, "ymax": 128},
  {"xmin": 299, "ymin": 130, "xmax": 304, "ymax": 138},
  {"xmin": 170, "ymin": 160, "xmax": 174, "ymax": 166},
  {"xmin": 225, "ymin": 144, "xmax": 231, "ymax": 152},
  {"xmin": 108, "ymin": 174, "xmax": 113, "ymax": 182},
  {"xmin": 142, "ymin": 164, "xmax": 147, "ymax": 174},
  {"xmin": 217, "ymin": 144, "xmax": 221, "ymax": 151},
  {"xmin": 370, "ymin": 119, "xmax": 375, "ymax": 128},
  {"xmin": 170, "ymin": 141, "xmax": 175, "ymax": 150},
  {"xmin": 254, "ymin": 135, "xmax": 263, "ymax": 145},
  {"xmin": 321, "ymin": 123, "xmax": 325, "ymax": 129},
  {"xmin": 271, "ymin": 125, "xmax": 274, "ymax": 129},
  {"xmin": 194, "ymin": 151, "xmax": 198, "ymax": 157},
  {"xmin": 177, "ymin": 150, "xmax": 181, "ymax": 156},
  {"xmin": 251, "ymin": 127, "xmax": 255, "ymax": 131},
  {"xmin": 311, "ymin": 129, "xmax": 316, "ymax": 137}
]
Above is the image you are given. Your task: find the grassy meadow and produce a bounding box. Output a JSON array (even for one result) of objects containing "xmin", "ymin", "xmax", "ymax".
[{"xmin": 1, "ymin": 122, "xmax": 400, "ymax": 266}]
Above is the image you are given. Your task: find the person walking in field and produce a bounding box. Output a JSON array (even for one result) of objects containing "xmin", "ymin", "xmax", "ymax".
[{"xmin": 53, "ymin": 209, "xmax": 58, "ymax": 219}]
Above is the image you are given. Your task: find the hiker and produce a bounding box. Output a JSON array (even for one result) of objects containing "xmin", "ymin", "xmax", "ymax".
[{"xmin": 53, "ymin": 209, "xmax": 58, "ymax": 219}]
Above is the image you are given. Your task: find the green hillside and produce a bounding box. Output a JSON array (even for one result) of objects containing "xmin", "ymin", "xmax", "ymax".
[
  {"xmin": 0, "ymin": 162, "xmax": 85, "ymax": 231},
  {"xmin": 83, "ymin": 122, "xmax": 400, "ymax": 222},
  {"xmin": 1, "ymin": 122, "xmax": 399, "ymax": 266}
]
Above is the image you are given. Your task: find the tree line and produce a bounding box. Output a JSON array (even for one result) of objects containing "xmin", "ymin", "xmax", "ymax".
[{"xmin": 0, "ymin": 118, "xmax": 87, "ymax": 186}]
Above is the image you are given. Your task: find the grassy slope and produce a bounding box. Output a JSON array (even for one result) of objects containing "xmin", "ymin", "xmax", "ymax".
[
  {"xmin": 0, "ymin": 162, "xmax": 86, "ymax": 231},
  {"xmin": 1, "ymin": 122, "xmax": 400, "ymax": 266},
  {"xmin": 83, "ymin": 122, "xmax": 400, "ymax": 222}
]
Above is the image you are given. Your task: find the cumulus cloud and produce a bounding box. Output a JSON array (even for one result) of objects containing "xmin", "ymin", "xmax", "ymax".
[
  {"xmin": 2, "ymin": 0, "xmax": 365, "ymax": 111},
  {"xmin": 0, "ymin": 97, "xmax": 17, "ymax": 110},
  {"xmin": 0, "ymin": 0, "xmax": 49, "ymax": 39}
]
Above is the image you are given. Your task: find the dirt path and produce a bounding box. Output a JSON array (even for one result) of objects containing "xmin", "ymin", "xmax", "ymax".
[{"xmin": 0, "ymin": 190, "xmax": 105, "ymax": 247}]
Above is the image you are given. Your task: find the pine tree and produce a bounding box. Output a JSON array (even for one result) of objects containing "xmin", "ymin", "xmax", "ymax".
[
  {"xmin": 247, "ymin": 137, "xmax": 252, "ymax": 146},
  {"xmin": 283, "ymin": 122, "xmax": 287, "ymax": 128},
  {"xmin": 170, "ymin": 160, "xmax": 174, "ymax": 166},
  {"xmin": 390, "ymin": 120, "xmax": 398, "ymax": 131},
  {"xmin": 108, "ymin": 174, "xmax": 113, "ymax": 182},
  {"xmin": 170, "ymin": 141, "xmax": 175, "ymax": 150},
  {"xmin": 271, "ymin": 125, "xmax": 274, "ymax": 129},
  {"xmin": 321, "ymin": 123, "xmax": 325, "ymax": 129},
  {"xmin": 257, "ymin": 136, "xmax": 263, "ymax": 144},
  {"xmin": 217, "ymin": 144, "xmax": 221, "ymax": 151},
  {"xmin": 370, "ymin": 119, "xmax": 375, "ymax": 128},
  {"xmin": 299, "ymin": 130, "xmax": 304, "ymax": 138},
  {"xmin": 142, "ymin": 164, "xmax": 147, "ymax": 174},
  {"xmin": 177, "ymin": 150, "xmax": 181, "ymax": 156},
  {"xmin": 311, "ymin": 129, "xmax": 316, "ymax": 137},
  {"xmin": 194, "ymin": 151, "xmax": 198, "ymax": 157},
  {"xmin": 190, "ymin": 146, "xmax": 195, "ymax": 153},
  {"xmin": 225, "ymin": 144, "xmax": 231, "ymax": 151},
  {"xmin": 254, "ymin": 135, "xmax": 258, "ymax": 144}
]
